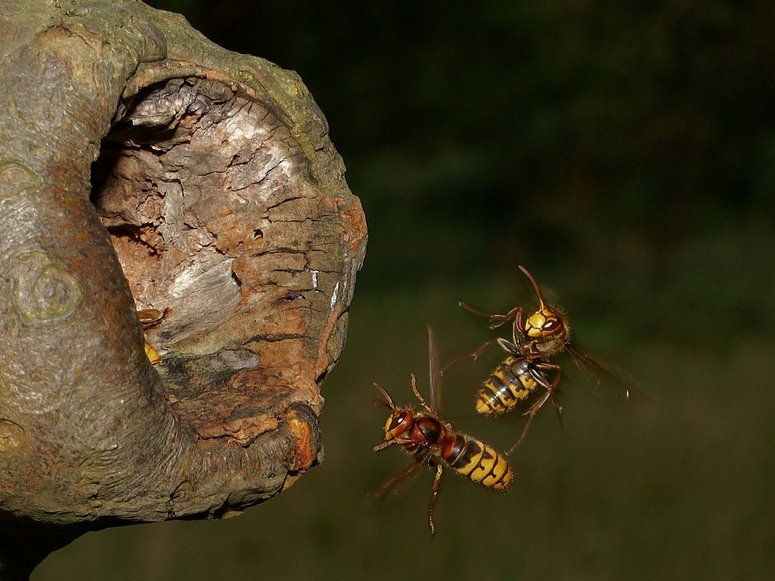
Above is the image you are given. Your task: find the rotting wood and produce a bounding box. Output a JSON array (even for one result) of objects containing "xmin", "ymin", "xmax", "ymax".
[{"xmin": 0, "ymin": 1, "xmax": 366, "ymax": 578}]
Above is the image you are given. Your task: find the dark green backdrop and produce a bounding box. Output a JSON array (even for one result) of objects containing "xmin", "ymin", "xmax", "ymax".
[{"xmin": 34, "ymin": 2, "xmax": 773, "ymax": 580}]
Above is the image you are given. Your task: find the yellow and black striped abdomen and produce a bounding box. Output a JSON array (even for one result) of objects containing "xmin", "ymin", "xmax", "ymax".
[
  {"xmin": 443, "ymin": 434, "xmax": 512, "ymax": 492},
  {"xmin": 475, "ymin": 355, "xmax": 539, "ymax": 414}
]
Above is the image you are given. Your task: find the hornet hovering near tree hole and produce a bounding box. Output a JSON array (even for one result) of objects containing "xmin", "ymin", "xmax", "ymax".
[
  {"xmin": 455, "ymin": 266, "xmax": 637, "ymax": 454},
  {"xmin": 373, "ymin": 327, "xmax": 512, "ymax": 536}
]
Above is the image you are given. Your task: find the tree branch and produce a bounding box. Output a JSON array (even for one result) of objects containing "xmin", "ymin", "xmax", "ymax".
[{"xmin": 0, "ymin": 1, "xmax": 366, "ymax": 577}]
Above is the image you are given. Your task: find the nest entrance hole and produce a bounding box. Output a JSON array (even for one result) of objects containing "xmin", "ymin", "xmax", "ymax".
[{"xmin": 89, "ymin": 76, "xmax": 303, "ymax": 358}]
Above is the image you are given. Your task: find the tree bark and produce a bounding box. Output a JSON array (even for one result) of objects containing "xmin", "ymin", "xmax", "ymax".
[{"xmin": 0, "ymin": 1, "xmax": 367, "ymax": 578}]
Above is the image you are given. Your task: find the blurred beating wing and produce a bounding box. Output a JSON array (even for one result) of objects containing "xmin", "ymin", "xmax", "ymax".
[
  {"xmin": 374, "ymin": 449, "xmax": 431, "ymax": 500},
  {"xmin": 427, "ymin": 325, "xmax": 443, "ymax": 414},
  {"xmin": 565, "ymin": 343, "xmax": 645, "ymax": 401}
]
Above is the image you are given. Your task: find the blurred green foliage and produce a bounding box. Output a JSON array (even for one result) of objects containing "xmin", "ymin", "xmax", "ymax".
[{"xmin": 34, "ymin": 2, "xmax": 773, "ymax": 580}]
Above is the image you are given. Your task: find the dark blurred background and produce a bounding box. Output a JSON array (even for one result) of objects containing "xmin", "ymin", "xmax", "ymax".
[{"xmin": 35, "ymin": 2, "xmax": 774, "ymax": 580}]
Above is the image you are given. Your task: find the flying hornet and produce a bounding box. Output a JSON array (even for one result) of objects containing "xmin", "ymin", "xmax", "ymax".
[
  {"xmin": 373, "ymin": 327, "xmax": 512, "ymax": 536},
  {"xmin": 456, "ymin": 266, "xmax": 638, "ymax": 453}
]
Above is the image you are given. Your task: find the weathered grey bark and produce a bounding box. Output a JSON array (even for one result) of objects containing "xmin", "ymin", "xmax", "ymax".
[{"xmin": 0, "ymin": 1, "xmax": 367, "ymax": 578}]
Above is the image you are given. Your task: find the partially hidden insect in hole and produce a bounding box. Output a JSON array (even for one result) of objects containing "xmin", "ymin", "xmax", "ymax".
[
  {"xmin": 453, "ymin": 265, "xmax": 638, "ymax": 453},
  {"xmin": 373, "ymin": 327, "xmax": 513, "ymax": 536},
  {"xmin": 137, "ymin": 308, "xmax": 164, "ymax": 365}
]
